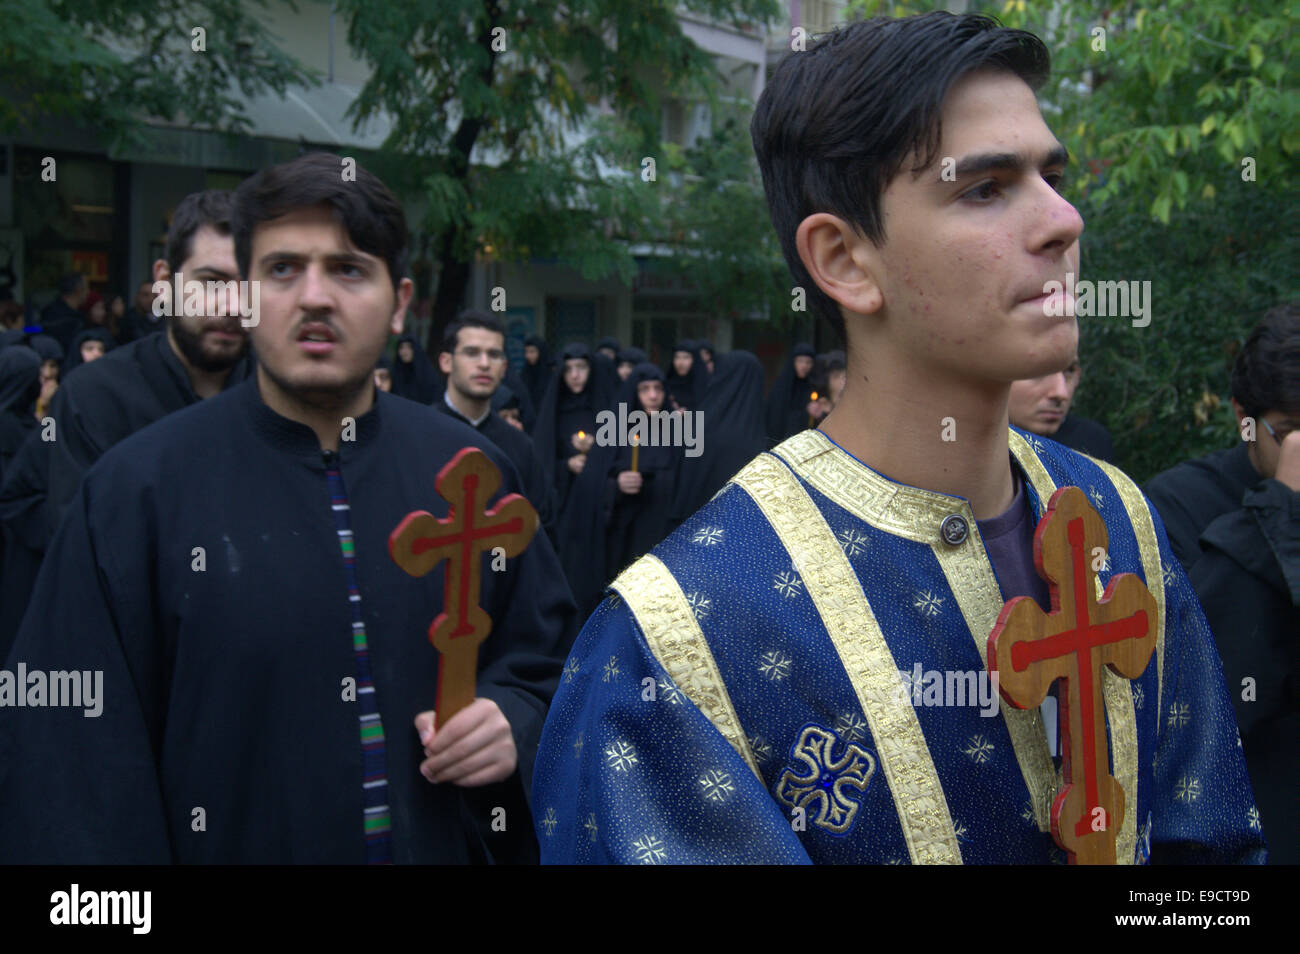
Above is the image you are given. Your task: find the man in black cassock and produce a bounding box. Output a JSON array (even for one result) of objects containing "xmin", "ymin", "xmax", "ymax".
[
  {"xmin": 38, "ymin": 273, "xmax": 87, "ymax": 352},
  {"xmin": 435, "ymin": 309, "xmax": 554, "ymax": 533},
  {"xmin": 0, "ymin": 191, "xmax": 253, "ymax": 655},
  {"xmin": 1145, "ymin": 303, "xmax": 1298, "ymax": 863},
  {"xmin": 0, "ymin": 153, "xmax": 577, "ymax": 864}
]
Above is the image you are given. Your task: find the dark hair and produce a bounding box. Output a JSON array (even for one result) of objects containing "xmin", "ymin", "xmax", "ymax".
[
  {"xmin": 231, "ymin": 152, "xmax": 408, "ymax": 291},
  {"xmin": 166, "ymin": 190, "xmax": 233, "ymax": 276},
  {"xmin": 441, "ymin": 308, "xmax": 506, "ymax": 355},
  {"xmin": 751, "ymin": 12, "xmax": 1050, "ymax": 343},
  {"xmin": 1231, "ymin": 303, "xmax": 1300, "ymax": 418},
  {"xmin": 57, "ymin": 272, "xmax": 86, "ymax": 297}
]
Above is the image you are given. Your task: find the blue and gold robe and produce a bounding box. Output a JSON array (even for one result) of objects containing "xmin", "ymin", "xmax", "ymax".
[{"xmin": 532, "ymin": 430, "xmax": 1266, "ymax": 864}]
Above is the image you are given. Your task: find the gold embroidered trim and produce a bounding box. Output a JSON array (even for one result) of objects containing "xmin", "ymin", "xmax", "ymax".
[
  {"xmin": 1091, "ymin": 459, "xmax": 1168, "ymax": 717},
  {"xmin": 771, "ymin": 430, "xmax": 963, "ymax": 544},
  {"xmin": 1092, "ymin": 458, "xmax": 1168, "ymax": 866},
  {"xmin": 734, "ymin": 452, "xmax": 962, "ymax": 865},
  {"xmin": 612, "ymin": 554, "xmax": 762, "ymax": 781}
]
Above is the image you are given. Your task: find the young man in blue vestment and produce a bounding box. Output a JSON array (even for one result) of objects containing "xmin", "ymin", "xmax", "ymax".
[{"xmin": 532, "ymin": 12, "xmax": 1266, "ymax": 864}]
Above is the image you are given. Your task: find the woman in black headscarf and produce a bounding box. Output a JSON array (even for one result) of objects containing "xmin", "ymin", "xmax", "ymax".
[
  {"xmin": 520, "ymin": 334, "xmax": 553, "ymax": 418},
  {"xmin": 674, "ymin": 349, "xmax": 767, "ymax": 524},
  {"xmin": 603, "ymin": 362, "xmax": 682, "ymax": 581},
  {"xmin": 62, "ymin": 327, "xmax": 115, "ymax": 377},
  {"xmin": 615, "ymin": 345, "xmax": 646, "ymax": 382},
  {"xmin": 532, "ymin": 342, "xmax": 619, "ymax": 614},
  {"xmin": 663, "ymin": 339, "xmax": 707, "ymax": 413},
  {"xmin": 390, "ymin": 333, "xmax": 440, "ymax": 404},
  {"xmin": 0, "ymin": 346, "xmax": 40, "ymax": 476},
  {"xmin": 764, "ymin": 342, "xmax": 817, "ymax": 445}
]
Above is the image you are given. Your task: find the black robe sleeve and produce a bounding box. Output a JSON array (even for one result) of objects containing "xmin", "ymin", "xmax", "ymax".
[{"xmin": 0, "ymin": 471, "xmax": 173, "ymax": 863}]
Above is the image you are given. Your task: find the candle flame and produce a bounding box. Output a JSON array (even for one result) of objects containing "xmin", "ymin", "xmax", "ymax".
[
  {"xmin": 578, "ymin": 430, "xmax": 586, "ymax": 439},
  {"xmin": 632, "ymin": 434, "xmax": 639, "ymax": 444},
  {"xmin": 811, "ymin": 392, "xmax": 819, "ymax": 401}
]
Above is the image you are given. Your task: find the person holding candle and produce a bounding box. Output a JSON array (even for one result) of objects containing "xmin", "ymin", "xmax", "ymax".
[
  {"xmin": 605, "ymin": 362, "xmax": 683, "ymax": 583},
  {"xmin": 532, "ymin": 341, "xmax": 618, "ymax": 614}
]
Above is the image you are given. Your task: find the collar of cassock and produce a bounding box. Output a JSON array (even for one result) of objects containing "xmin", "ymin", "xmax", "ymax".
[
  {"xmin": 240, "ymin": 375, "xmax": 385, "ymax": 466},
  {"xmin": 779, "ymin": 429, "xmax": 1045, "ymax": 547}
]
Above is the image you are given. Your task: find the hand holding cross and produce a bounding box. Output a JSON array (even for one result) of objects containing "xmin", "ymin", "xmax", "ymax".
[
  {"xmin": 987, "ymin": 485, "xmax": 1157, "ymax": 865},
  {"xmin": 389, "ymin": 447, "xmax": 539, "ymax": 727}
]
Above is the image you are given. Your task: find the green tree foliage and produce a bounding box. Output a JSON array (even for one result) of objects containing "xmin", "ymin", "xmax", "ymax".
[
  {"xmin": 335, "ymin": 0, "xmax": 778, "ymax": 338},
  {"xmin": 0, "ymin": 0, "xmax": 317, "ymax": 149}
]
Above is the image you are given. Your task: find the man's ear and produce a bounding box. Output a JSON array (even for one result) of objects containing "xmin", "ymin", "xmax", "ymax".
[
  {"xmin": 795, "ymin": 213, "xmax": 883, "ymax": 318},
  {"xmin": 390, "ymin": 277, "xmax": 414, "ymax": 336},
  {"xmin": 438, "ymin": 351, "xmax": 453, "ymax": 376},
  {"xmin": 1231, "ymin": 397, "xmax": 1248, "ymax": 426}
]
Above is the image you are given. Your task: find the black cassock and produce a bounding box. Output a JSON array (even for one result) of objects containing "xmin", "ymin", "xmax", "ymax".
[
  {"xmin": 1145, "ymin": 443, "xmax": 1299, "ymax": 864},
  {"xmin": 0, "ymin": 332, "xmax": 251, "ymax": 655},
  {"xmin": 0, "ymin": 377, "xmax": 578, "ymax": 863},
  {"xmin": 604, "ymin": 431, "xmax": 682, "ymax": 583}
]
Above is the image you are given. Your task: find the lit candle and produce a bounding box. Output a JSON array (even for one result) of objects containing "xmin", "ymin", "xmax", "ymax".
[
  {"xmin": 808, "ymin": 392, "xmax": 819, "ymax": 429},
  {"xmin": 631, "ymin": 434, "xmax": 640, "ymax": 473}
]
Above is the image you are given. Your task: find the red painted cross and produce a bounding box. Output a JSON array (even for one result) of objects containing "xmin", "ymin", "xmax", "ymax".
[
  {"xmin": 987, "ymin": 485, "xmax": 1157, "ymax": 864},
  {"xmin": 389, "ymin": 447, "xmax": 538, "ymax": 725}
]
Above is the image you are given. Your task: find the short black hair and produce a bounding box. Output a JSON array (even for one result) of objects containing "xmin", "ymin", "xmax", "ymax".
[
  {"xmin": 751, "ymin": 12, "xmax": 1050, "ymax": 343},
  {"xmin": 231, "ymin": 152, "xmax": 408, "ymax": 291},
  {"xmin": 57, "ymin": 272, "xmax": 86, "ymax": 297},
  {"xmin": 1231, "ymin": 303, "xmax": 1300, "ymax": 418},
  {"xmin": 442, "ymin": 308, "xmax": 506, "ymax": 355},
  {"xmin": 166, "ymin": 190, "xmax": 233, "ymax": 276}
]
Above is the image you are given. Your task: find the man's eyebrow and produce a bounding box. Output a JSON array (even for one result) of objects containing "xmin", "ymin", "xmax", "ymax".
[
  {"xmin": 186, "ymin": 264, "xmax": 236, "ymax": 277},
  {"xmin": 255, "ymin": 250, "xmax": 375, "ymax": 266},
  {"xmin": 951, "ymin": 144, "xmax": 1070, "ymax": 178}
]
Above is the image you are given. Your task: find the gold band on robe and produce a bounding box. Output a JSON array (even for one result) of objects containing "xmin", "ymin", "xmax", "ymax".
[
  {"xmin": 1008, "ymin": 431, "xmax": 1140, "ymax": 864},
  {"xmin": 612, "ymin": 555, "xmax": 763, "ymax": 781},
  {"xmin": 1090, "ymin": 458, "xmax": 1168, "ymax": 716},
  {"xmin": 735, "ymin": 449, "xmax": 963, "ymax": 865}
]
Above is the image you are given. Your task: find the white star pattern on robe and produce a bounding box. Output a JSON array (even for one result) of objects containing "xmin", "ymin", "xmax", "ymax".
[
  {"xmin": 605, "ymin": 739, "xmax": 639, "ymax": 773},
  {"xmin": 632, "ymin": 834, "xmax": 666, "ymax": 864},
  {"xmin": 686, "ymin": 591, "xmax": 712, "ymax": 621},
  {"xmin": 692, "ymin": 526, "xmax": 724, "ymax": 546},
  {"xmin": 698, "ymin": 769, "xmax": 735, "ymax": 804},
  {"xmin": 773, "ymin": 569, "xmax": 803, "ymax": 598},
  {"xmin": 913, "ymin": 589, "xmax": 945, "ymax": 618},
  {"xmin": 964, "ymin": 734, "xmax": 994, "ymax": 763},
  {"xmin": 758, "ymin": 650, "xmax": 792, "ymax": 682},
  {"xmin": 1173, "ymin": 776, "xmax": 1202, "ymax": 803}
]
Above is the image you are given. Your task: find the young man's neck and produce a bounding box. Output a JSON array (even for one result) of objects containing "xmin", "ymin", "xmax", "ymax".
[
  {"xmin": 445, "ymin": 383, "xmax": 490, "ymax": 423},
  {"xmin": 167, "ymin": 329, "xmax": 234, "ymax": 400},
  {"xmin": 819, "ymin": 342, "xmax": 1016, "ymax": 520},
  {"xmin": 256, "ymin": 365, "xmax": 372, "ymax": 452}
]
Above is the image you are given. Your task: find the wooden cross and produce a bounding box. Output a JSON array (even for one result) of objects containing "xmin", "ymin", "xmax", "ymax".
[
  {"xmin": 987, "ymin": 486, "xmax": 1157, "ymax": 864},
  {"xmin": 388, "ymin": 447, "xmax": 539, "ymax": 726}
]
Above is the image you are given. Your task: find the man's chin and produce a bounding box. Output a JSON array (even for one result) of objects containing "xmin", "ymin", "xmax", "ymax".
[{"xmin": 197, "ymin": 342, "xmax": 247, "ymax": 368}]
